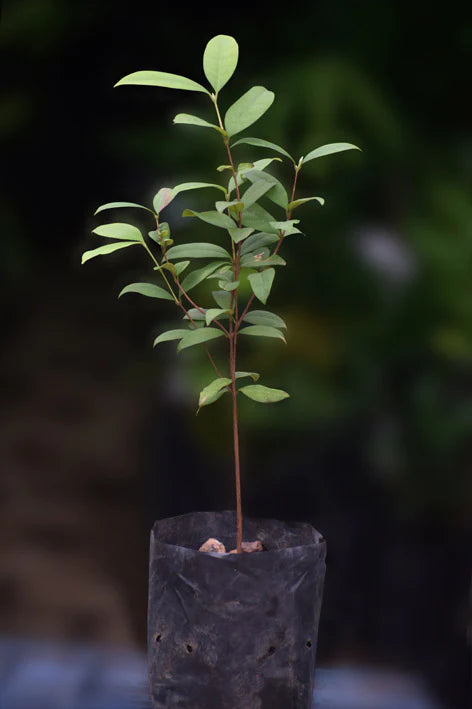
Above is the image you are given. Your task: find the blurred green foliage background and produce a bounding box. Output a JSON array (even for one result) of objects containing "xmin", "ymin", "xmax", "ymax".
[{"xmin": 1, "ymin": 2, "xmax": 470, "ymax": 706}]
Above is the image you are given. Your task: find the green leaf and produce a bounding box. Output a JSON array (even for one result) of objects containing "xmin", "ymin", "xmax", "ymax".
[
  {"xmin": 118, "ymin": 282, "xmax": 174, "ymax": 301},
  {"xmin": 180, "ymin": 262, "xmax": 227, "ymax": 292},
  {"xmin": 189, "ymin": 322, "xmax": 206, "ymax": 329},
  {"xmin": 240, "ymin": 232, "xmax": 278, "ymax": 254},
  {"xmin": 219, "ymin": 280, "xmax": 239, "ymax": 291},
  {"xmin": 177, "ymin": 327, "xmax": 225, "ymax": 351},
  {"xmin": 197, "ymin": 388, "xmax": 227, "ymax": 410},
  {"xmin": 158, "ymin": 261, "xmax": 176, "ymax": 276},
  {"xmin": 172, "ymin": 182, "xmax": 227, "ymax": 197},
  {"xmin": 270, "ymin": 220, "xmax": 301, "ymax": 236},
  {"xmin": 175, "ymin": 260, "xmax": 190, "ymax": 276},
  {"xmin": 205, "ymin": 308, "xmax": 230, "ymax": 326},
  {"xmin": 206, "ymin": 265, "xmax": 232, "ymax": 280},
  {"xmin": 153, "ymin": 329, "xmax": 189, "ymax": 347},
  {"xmin": 303, "ymin": 142, "xmax": 361, "ymax": 163},
  {"xmin": 203, "ymin": 35, "xmax": 239, "ymax": 93},
  {"xmin": 247, "ymin": 268, "xmax": 275, "ymax": 304},
  {"xmin": 166, "ymin": 242, "xmax": 231, "ymax": 259},
  {"xmin": 241, "ymin": 246, "xmax": 268, "ymax": 263},
  {"xmin": 217, "ymin": 164, "xmax": 232, "ymax": 172},
  {"xmin": 231, "ymin": 137, "xmax": 294, "ymax": 162},
  {"xmin": 153, "ymin": 187, "xmax": 174, "ymax": 213},
  {"xmin": 235, "ymin": 371, "xmax": 260, "ymax": 382},
  {"xmin": 240, "ymin": 176, "xmax": 275, "ymax": 210},
  {"xmin": 224, "ymin": 86, "xmax": 275, "ymax": 137},
  {"xmin": 252, "ymin": 157, "xmax": 283, "ymax": 171},
  {"xmin": 198, "ymin": 377, "xmax": 231, "ymax": 408},
  {"xmin": 288, "ymin": 196, "xmax": 325, "ymax": 210},
  {"xmin": 241, "ymin": 203, "xmax": 278, "ymax": 233},
  {"xmin": 239, "ymin": 384, "xmax": 289, "ymax": 403},
  {"xmin": 215, "ymin": 200, "xmax": 244, "ymax": 214},
  {"xmin": 265, "ymin": 182, "xmax": 289, "ymax": 210},
  {"xmin": 198, "ymin": 379, "xmax": 231, "ymax": 409},
  {"xmin": 173, "ymin": 113, "xmax": 222, "ymax": 132},
  {"xmin": 148, "ymin": 229, "xmax": 159, "ymax": 245},
  {"xmin": 212, "ymin": 290, "xmax": 232, "ymax": 309},
  {"xmin": 183, "ymin": 308, "xmax": 206, "ymax": 321},
  {"xmin": 114, "ymin": 70, "xmax": 208, "ymax": 94},
  {"xmin": 228, "ymin": 227, "xmax": 254, "ymax": 244},
  {"xmin": 240, "ymin": 325, "xmax": 285, "ymax": 342},
  {"xmin": 243, "ymin": 310, "xmax": 286, "ymax": 329},
  {"xmin": 94, "ymin": 201, "xmax": 152, "ymax": 216},
  {"xmin": 243, "ymin": 169, "xmax": 289, "ymax": 210},
  {"xmin": 182, "ymin": 209, "xmax": 235, "ymax": 229},
  {"xmin": 241, "ymin": 252, "xmax": 285, "ymax": 268},
  {"xmin": 227, "ymin": 157, "xmax": 282, "ymax": 195},
  {"xmin": 92, "ymin": 223, "xmax": 142, "ymax": 242},
  {"xmin": 81, "ymin": 241, "xmax": 140, "ymax": 264}
]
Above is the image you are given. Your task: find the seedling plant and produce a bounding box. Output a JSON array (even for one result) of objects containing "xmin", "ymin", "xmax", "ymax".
[{"xmin": 82, "ymin": 35, "xmax": 359, "ymax": 553}]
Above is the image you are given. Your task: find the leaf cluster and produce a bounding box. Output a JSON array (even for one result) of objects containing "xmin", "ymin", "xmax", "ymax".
[{"xmin": 82, "ymin": 35, "xmax": 360, "ymax": 410}]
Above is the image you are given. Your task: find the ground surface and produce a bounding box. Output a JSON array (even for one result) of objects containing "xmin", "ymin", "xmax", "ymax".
[{"xmin": 0, "ymin": 637, "xmax": 442, "ymax": 709}]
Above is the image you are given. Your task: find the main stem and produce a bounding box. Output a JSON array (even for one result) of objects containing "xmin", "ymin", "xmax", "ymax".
[
  {"xmin": 211, "ymin": 98, "xmax": 301, "ymax": 553},
  {"xmin": 229, "ymin": 321, "xmax": 242, "ymax": 552},
  {"xmin": 213, "ymin": 94, "xmax": 243, "ymax": 552}
]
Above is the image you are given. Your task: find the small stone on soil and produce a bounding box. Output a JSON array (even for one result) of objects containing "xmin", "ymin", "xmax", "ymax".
[{"xmin": 199, "ymin": 538, "xmax": 226, "ymax": 553}]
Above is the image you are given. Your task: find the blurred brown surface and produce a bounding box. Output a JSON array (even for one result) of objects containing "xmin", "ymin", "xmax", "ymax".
[{"xmin": 0, "ymin": 286, "xmax": 149, "ymax": 647}]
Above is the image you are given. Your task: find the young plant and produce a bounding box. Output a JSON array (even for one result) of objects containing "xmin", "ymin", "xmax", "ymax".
[{"xmin": 82, "ymin": 35, "xmax": 360, "ymax": 553}]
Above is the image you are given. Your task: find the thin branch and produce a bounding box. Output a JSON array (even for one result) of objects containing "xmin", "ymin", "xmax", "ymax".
[
  {"xmin": 140, "ymin": 240, "xmax": 178, "ymax": 302},
  {"xmin": 289, "ymin": 165, "xmax": 300, "ymax": 208},
  {"xmin": 160, "ymin": 251, "xmax": 231, "ymax": 338}
]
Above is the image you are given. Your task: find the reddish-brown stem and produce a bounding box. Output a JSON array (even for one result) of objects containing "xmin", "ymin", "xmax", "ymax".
[
  {"xmin": 236, "ymin": 293, "xmax": 255, "ymax": 329},
  {"xmin": 221, "ymin": 133, "xmax": 244, "ymax": 552},
  {"xmin": 229, "ymin": 318, "xmax": 242, "ymax": 553},
  {"xmin": 290, "ymin": 165, "xmax": 299, "ymax": 206},
  {"xmin": 273, "ymin": 234, "xmax": 285, "ymax": 256},
  {"xmin": 174, "ymin": 278, "xmax": 230, "ymax": 337},
  {"xmin": 213, "ymin": 105, "xmax": 301, "ymax": 553},
  {"xmin": 160, "ymin": 249, "xmax": 230, "ymax": 338}
]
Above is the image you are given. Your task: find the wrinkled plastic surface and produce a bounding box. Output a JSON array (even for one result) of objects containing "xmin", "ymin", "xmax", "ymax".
[{"xmin": 148, "ymin": 510, "xmax": 326, "ymax": 708}]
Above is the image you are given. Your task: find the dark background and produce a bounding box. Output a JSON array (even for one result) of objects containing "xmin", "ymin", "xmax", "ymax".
[{"xmin": 1, "ymin": 1, "xmax": 471, "ymax": 707}]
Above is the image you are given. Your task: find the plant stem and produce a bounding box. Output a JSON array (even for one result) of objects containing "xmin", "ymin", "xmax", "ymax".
[
  {"xmin": 209, "ymin": 99, "xmax": 302, "ymax": 552},
  {"xmin": 289, "ymin": 165, "xmax": 300, "ymax": 209},
  {"xmin": 160, "ymin": 249, "xmax": 230, "ymax": 337},
  {"xmin": 212, "ymin": 94, "xmax": 243, "ymax": 552},
  {"xmin": 173, "ymin": 278, "xmax": 230, "ymax": 337},
  {"xmin": 175, "ymin": 300, "xmax": 226, "ymax": 380},
  {"xmin": 229, "ymin": 316, "xmax": 243, "ymax": 552},
  {"xmin": 141, "ymin": 240, "xmax": 178, "ymax": 302}
]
